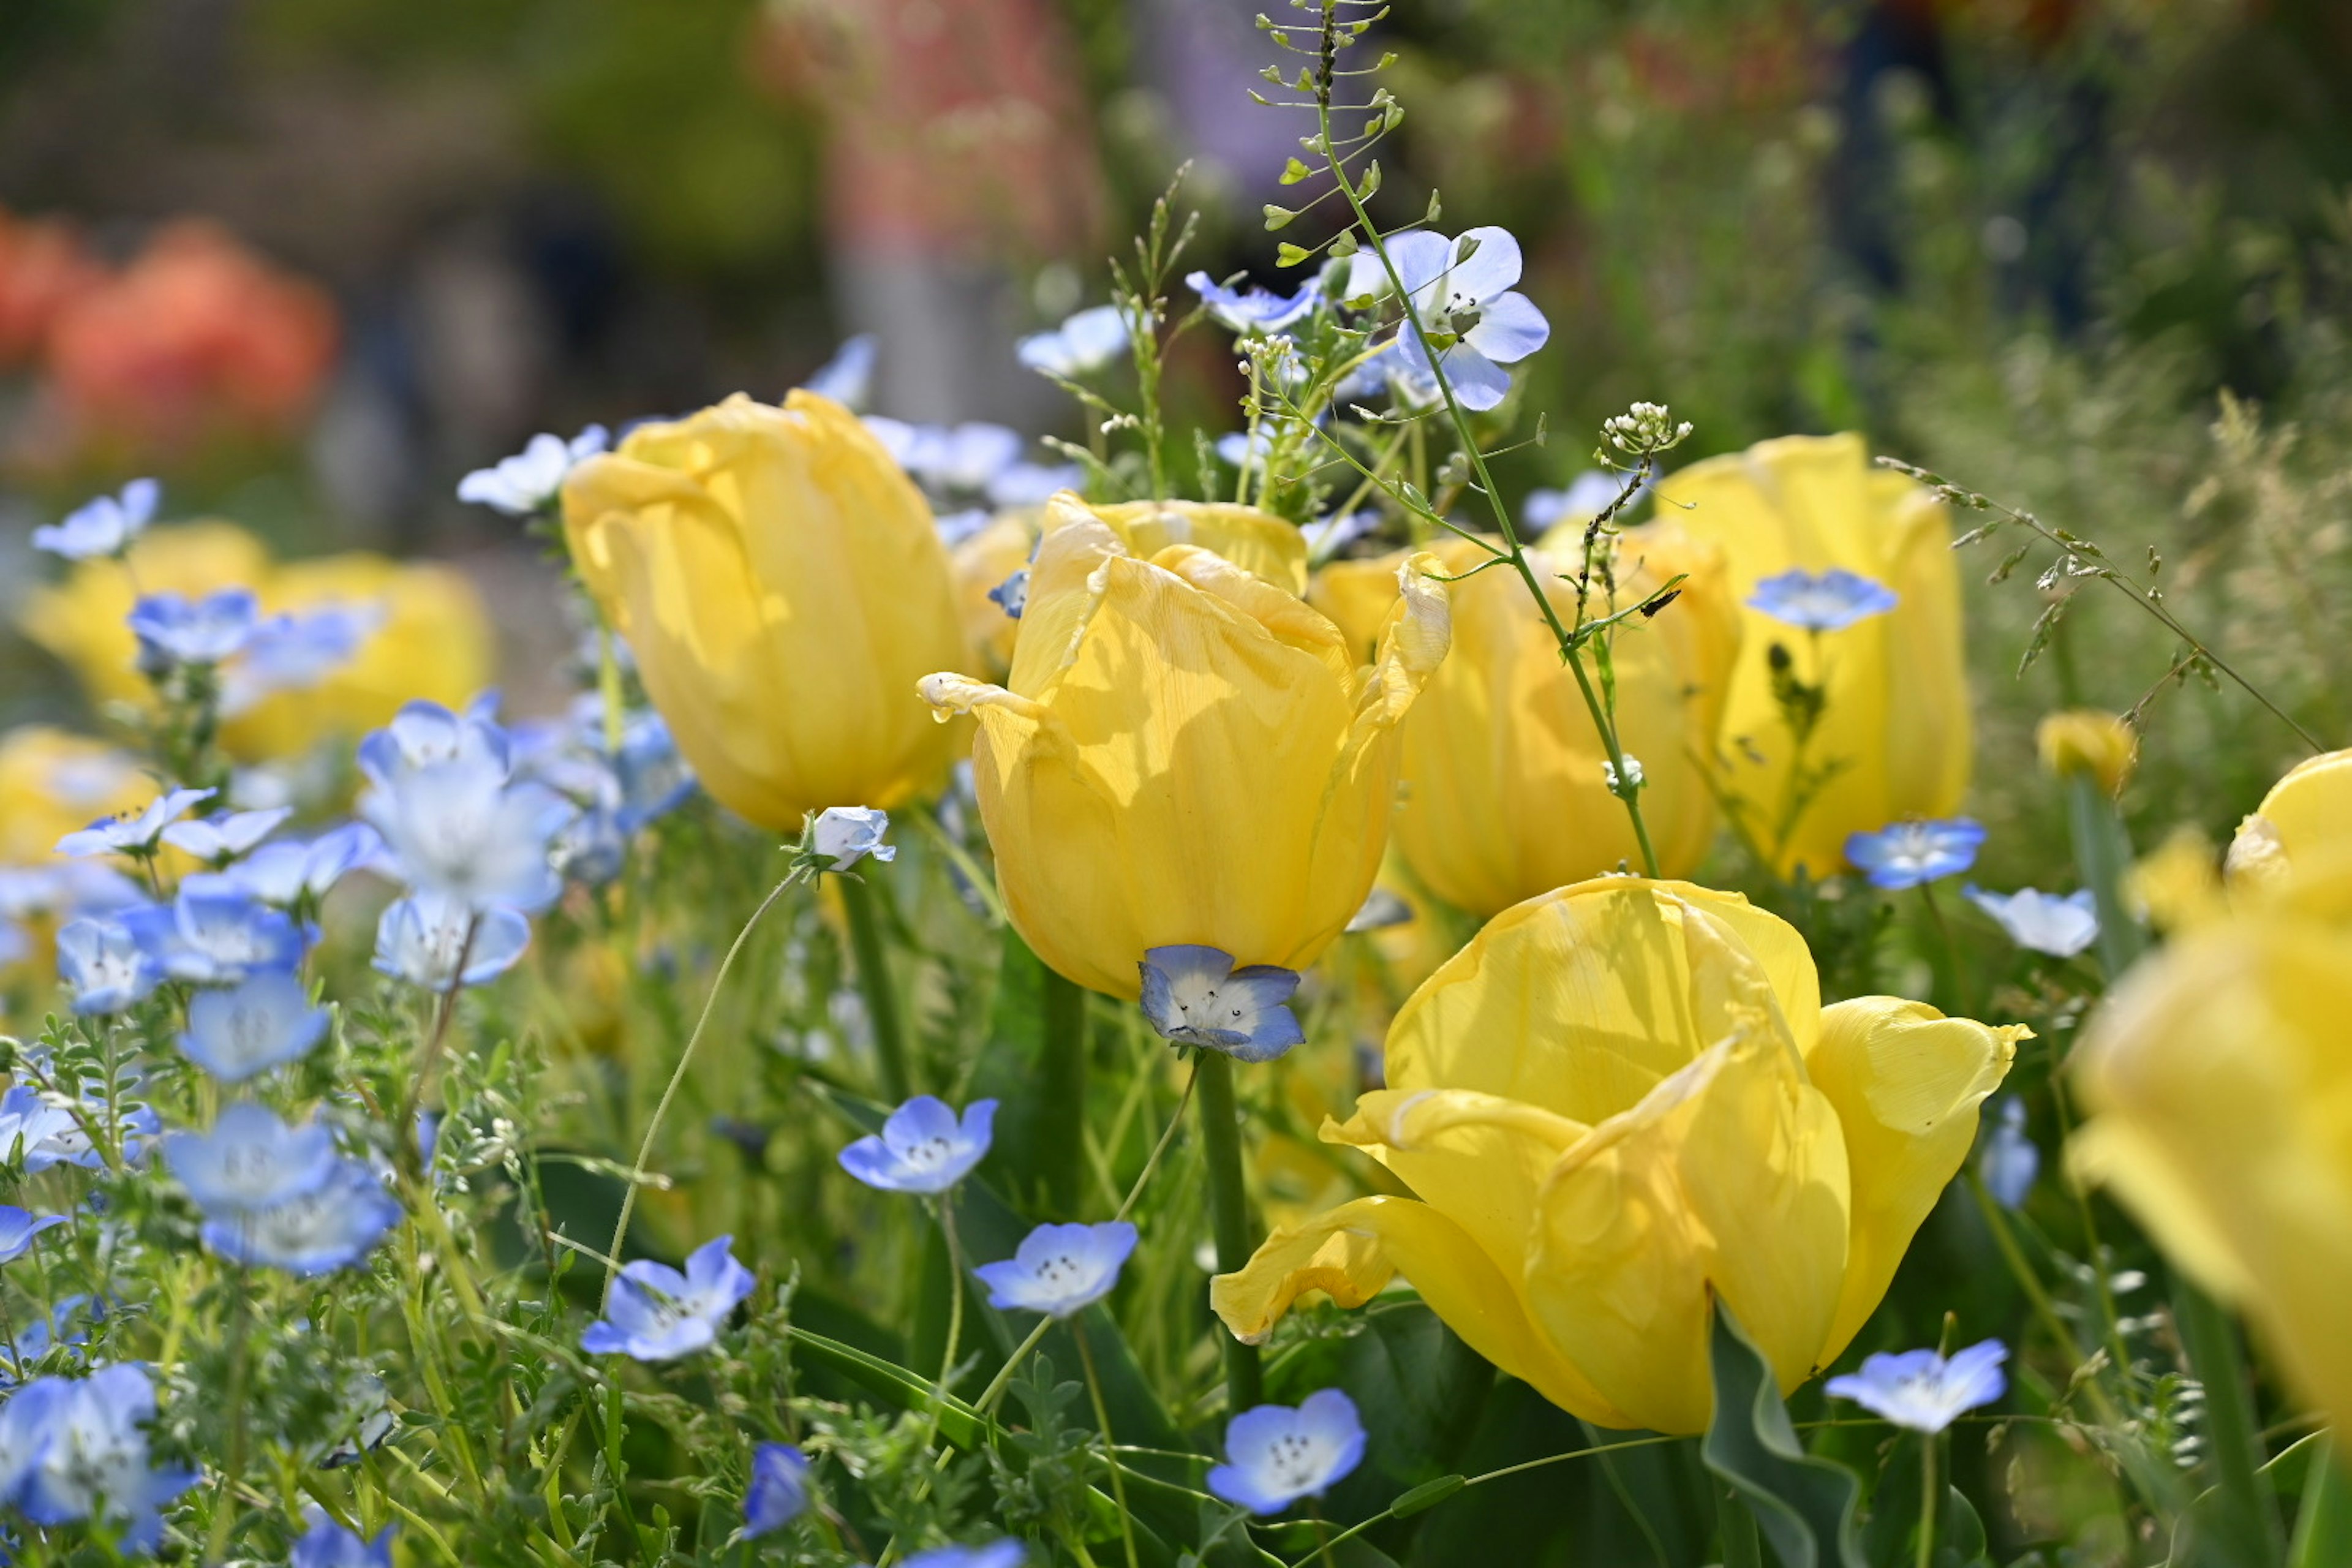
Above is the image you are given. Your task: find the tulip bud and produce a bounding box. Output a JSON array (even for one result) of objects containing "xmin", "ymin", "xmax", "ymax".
[
  {"xmin": 2036, "ymin": 709, "xmax": 2137, "ymax": 796},
  {"xmin": 919, "ymin": 495, "xmax": 1448, "ymax": 998},
  {"xmin": 561, "ymin": 392, "xmax": 971, "ymax": 832}
]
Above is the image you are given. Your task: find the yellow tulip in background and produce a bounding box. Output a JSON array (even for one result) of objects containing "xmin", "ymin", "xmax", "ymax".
[
  {"xmin": 2071, "ymin": 852, "xmax": 2352, "ymax": 1445},
  {"xmin": 920, "ymin": 492, "xmax": 1449, "ymax": 998},
  {"xmin": 19, "ymin": 521, "xmax": 490, "ymax": 763},
  {"xmin": 1214, "ymin": 877, "xmax": 2022, "ymax": 1433},
  {"xmin": 563, "ymin": 390, "xmax": 971, "ymax": 832},
  {"xmin": 1660, "ymin": 432, "xmax": 1970, "ymax": 880},
  {"xmin": 1309, "ymin": 524, "xmax": 1740, "ymax": 916},
  {"xmin": 0, "ymin": 725, "xmax": 147, "ymax": 865},
  {"xmin": 950, "ymin": 510, "xmax": 1040, "ymax": 678},
  {"xmin": 2222, "ymin": 746, "xmax": 2352, "ymax": 892},
  {"xmin": 2037, "ymin": 709, "xmax": 2138, "ymax": 797}
]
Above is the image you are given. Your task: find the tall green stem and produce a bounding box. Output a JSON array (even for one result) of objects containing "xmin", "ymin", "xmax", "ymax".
[
  {"xmin": 2175, "ymin": 1280, "xmax": 2284, "ymax": 1567},
  {"xmin": 1916, "ymin": 1435, "xmax": 1937, "ymax": 1568},
  {"xmin": 2290, "ymin": 1442, "xmax": 2352, "ymax": 1568},
  {"xmin": 2064, "ymin": 771, "xmax": 2146, "ymax": 979},
  {"xmin": 1716, "ymin": 1483, "xmax": 1763, "ymax": 1568},
  {"xmin": 1195, "ymin": 1052, "xmax": 1263, "ymax": 1411},
  {"xmin": 1039, "ymin": 967, "xmax": 1089, "ymax": 1217},
  {"xmin": 840, "ymin": 872, "xmax": 914, "ymax": 1101}
]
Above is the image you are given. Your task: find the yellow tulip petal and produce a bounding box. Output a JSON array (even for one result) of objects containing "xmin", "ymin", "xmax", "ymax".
[
  {"xmin": 1806, "ymin": 997, "xmax": 2022, "ymax": 1363},
  {"xmin": 1082, "ymin": 497, "xmax": 1309, "ymax": 594}
]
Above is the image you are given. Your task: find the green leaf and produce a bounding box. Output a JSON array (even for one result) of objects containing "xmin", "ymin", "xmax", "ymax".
[
  {"xmin": 1392, "ymin": 1475, "xmax": 1466, "ymax": 1518},
  {"xmin": 1280, "ymin": 156, "xmax": 1312, "ymax": 186},
  {"xmin": 1700, "ymin": 1302, "xmax": 1866, "ymax": 1568},
  {"xmin": 1264, "ymin": 203, "xmax": 1296, "ymax": 232},
  {"xmin": 1933, "ymin": 1484, "xmax": 1990, "ymax": 1568},
  {"xmin": 1357, "ymin": 159, "xmax": 1383, "ymax": 199},
  {"xmin": 785, "ymin": 1327, "xmax": 991, "ymax": 1451},
  {"xmin": 1276, "ymin": 242, "xmax": 1312, "ymax": 269}
]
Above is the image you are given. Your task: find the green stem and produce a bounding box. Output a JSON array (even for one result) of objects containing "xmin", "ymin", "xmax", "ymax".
[
  {"xmin": 1195, "ymin": 1052, "xmax": 1263, "ymax": 1412},
  {"xmin": 1916, "ymin": 1433, "xmax": 1937, "ymax": 1568},
  {"xmin": 1716, "ymin": 1483, "xmax": 1763, "ymax": 1568},
  {"xmin": 2175, "ymin": 1280, "xmax": 2285, "ymax": 1567},
  {"xmin": 1039, "ymin": 967, "xmax": 1089, "ymax": 1217},
  {"xmin": 203, "ymin": 1268, "xmax": 255, "ymax": 1562},
  {"xmin": 927, "ymin": 1196, "xmax": 968, "ymax": 1447},
  {"xmin": 1076, "ymin": 1322, "xmax": 1142, "ymax": 1568},
  {"xmin": 1917, "ymin": 880, "xmax": 1971, "ymax": 1013},
  {"xmin": 2290, "ymin": 1441, "xmax": 2352, "ymax": 1568},
  {"xmin": 840, "ymin": 871, "xmax": 914, "ymax": 1102},
  {"xmin": 2064, "ymin": 771, "xmax": 2147, "ymax": 980}
]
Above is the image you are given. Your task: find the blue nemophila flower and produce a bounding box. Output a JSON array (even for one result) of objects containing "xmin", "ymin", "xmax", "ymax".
[
  {"xmin": 864, "ymin": 418, "xmax": 1024, "ymax": 499},
  {"xmin": 1825, "ymin": 1340, "xmax": 2008, "ymax": 1433},
  {"xmin": 0, "ymin": 1084, "xmax": 158, "ymax": 1173},
  {"xmin": 179, "ymin": 970, "xmax": 328, "ymax": 1082},
  {"xmin": 228, "ymin": 822, "xmax": 383, "ymax": 907},
  {"xmin": 221, "ymin": 603, "xmax": 380, "ymax": 715},
  {"xmin": 1745, "ymin": 567, "xmax": 1899, "ymax": 631},
  {"xmin": 200, "ymin": 1156, "xmax": 401, "ymax": 1275},
  {"xmin": 1845, "ymin": 818, "xmax": 1986, "ymax": 890},
  {"xmin": 810, "ymin": 805, "xmax": 894, "ymax": 870},
  {"xmin": 159, "ymin": 806, "xmax": 291, "ymax": 865},
  {"xmin": 166, "ymin": 1102, "xmax": 336, "ymax": 1213},
  {"xmin": 900, "ymin": 1545, "xmax": 1024, "ymax": 1568},
  {"xmin": 0, "ymin": 1297, "xmax": 99, "ymax": 1387},
  {"xmin": 973, "ymin": 1221, "xmax": 1137, "ymax": 1319},
  {"xmin": 838, "ymin": 1096, "xmax": 997, "ymax": 1195},
  {"xmin": 801, "ymin": 333, "xmax": 876, "ymax": 410},
  {"xmin": 1524, "ymin": 470, "xmax": 1639, "ymax": 532},
  {"xmin": 1138, "ymin": 946, "xmax": 1305, "ymax": 1063},
  {"xmin": 987, "ymin": 568, "xmax": 1030, "ymax": 620},
  {"xmin": 1017, "ymin": 303, "xmax": 1131, "ymax": 377},
  {"xmin": 358, "ymin": 695, "xmax": 509, "ymax": 783},
  {"xmin": 1302, "ymin": 508, "xmax": 1379, "ymax": 565},
  {"xmin": 0, "ymin": 1207, "xmax": 66, "ymax": 1265},
  {"xmin": 32, "ymin": 478, "xmax": 160, "ymax": 560},
  {"xmin": 372, "ymin": 891, "xmax": 531, "ymax": 990},
  {"xmin": 1214, "ymin": 426, "xmax": 1275, "ymax": 469},
  {"xmin": 1207, "ymin": 1389, "xmax": 1367, "ymax": 1516},
  {"xmin": 743, "ymin": 1441, "xmax": 812, "ymax": 1538},
  {"xmin": 132, "ymin": 878, "xmax": 305, "ymax": 983},
  {"xmin": 1187, "ymin": 271, "xmax": 1321, "ymax": 335},
  {"xmin": 986, "ymin": 460, "xmax": 1082, "ymax": 508},
  {"xmin": 56, "ymin": 785, "xmax": 215, "ymax": 859},
  {"xmin": 128, "ymin": 587, "xmax": 262, "ymax": 668},
  {"xmin": 55, "ymin": 914, "xmax": 163, "ymax": 1015},
  {"xmin": 0, "ymin": 1365, "xmax": 199, "ymax": 1553},
  {"xmin": 1964, "ymin": 885, "xmax": 2098, "ymax": 958},
  {"xmin": 292, "ymin": 1508, "xmax": 393, "ymax": 1568},
  {"xmin": 1979, "ymin": 1097, "xmax": 2038, "ymax": 1209},
  {"xmin": 1348, "ymin": 227, "xmax": 1550, "ymax": 412},
  {"xmin": 456, "ymin": 425, "xmax": 609, "ymax": 515},
  {"xmin": 583, "ymin": 1235, "xmax": 756, "ymax": 1361},
  {"xmin": 359, "ymin": 703, "xmax": 569, "ymax": 914}
]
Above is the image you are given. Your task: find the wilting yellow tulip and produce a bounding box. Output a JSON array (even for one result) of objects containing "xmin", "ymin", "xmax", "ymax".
[
  {"xmin": 18, "ymin": 522, "xmax": 491, "ymax": 762},
  {"xmin": 2223, "ymin": 747, "xmax": 2352, "ymax": 893},
  {"xmin": 1659, "ymin": 433, "xmax": 1970, "ymax": 880},
  {"xmin": 2070, "ymin": 861, "xmax": 2352, "ymax": 1442},
  {"xmin": 0, "ymin": 725, "xmax": 147, "ymax": 865},
  {"xmin": 1214, "ymin": 878, "xmax": 2022, "ymax": 1433},
  {"xmin": 1058, "ymin": 498, "xmax": 1308, "ymax": 594},
  {"xmin": 564, "ymin": 391, "xmax": 972, "ymax": 832},
  {"xmin": 2037, "ymin": 709, "xmax": 2137, "ymax": 797},
  {"xmin": 919, "ymin": 493, "xmax": 1450, "ymax": 998},
  {"xmin": 1308, "ymin": 524, "xmax": 1740, "ymax": 914}
]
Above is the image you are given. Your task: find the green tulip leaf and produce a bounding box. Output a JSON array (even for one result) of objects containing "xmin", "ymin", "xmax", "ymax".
[{"xmin": 1702, "ymin": 1302, "xmax": 1867, "ymax": 1568}]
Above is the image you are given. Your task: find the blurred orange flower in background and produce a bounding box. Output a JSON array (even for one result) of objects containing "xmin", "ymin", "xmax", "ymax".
[{"xmin": 0, "ymin": 210, "xmax": 106, "ymax": 369}]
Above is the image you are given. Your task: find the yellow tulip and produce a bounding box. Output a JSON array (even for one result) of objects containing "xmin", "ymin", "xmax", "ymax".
[
  {"xmin": 1213, "ymin": 878, "xmax": 2022, "ymax": 1433},
  {"xmin": 919, "ymin": 492, "xmax": 1450, "ymax": 998},
  {"xmin": 1659, "ymin": 433, "xmax": 1970, "ymax": 880},
  {"xmin": 18, "ymin": 522, "xmax": 491, "ymax": 762},
  {"xmin": 2070, "ymin": 861, "xmax": 2352, "ymax": 1442},
  {"xmin": 2037, "ymin": 709, "xmax": 2138, "ymax": 797},
  {"xmin": 0, "ymin": 725, "xmax": 148, "ymax": 865},
  {"xmin": 1308, "ymin": 524, "xmax": 1740, "ymax": 914},
  {"xmin": 950, "ymin": 510, "xmax": 1041, "ymax": 678},
  {"xmin": 2223, "ymin": 747, "xmax": 2352, "ymax": 894},
  {"xmin": 562, "ymin": 390, "xmax": 972, "ymax": 832},
  {"xmin": 1060, "ymin": 499, "xmax": 1308, "ymax": 595}
]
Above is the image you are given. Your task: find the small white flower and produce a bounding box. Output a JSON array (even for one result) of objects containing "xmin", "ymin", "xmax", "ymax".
[
  {"xmin": 1964, "ymin": 885, "xmax": 2098, "ymax": 958},
  {"xmin": 1603, "ymin": 755, "xmax": 1645, "ymax": 791},
  {"xmin": 809, "ymin": 807, "xmax": 894, "ymax": 870},
  {"xmin": 32, "ymin": 479, "xmax": 160, "ymax": 560},
  {"xmin": 456, "ymin": 426, "xmax": 609, "ymax": 515}
]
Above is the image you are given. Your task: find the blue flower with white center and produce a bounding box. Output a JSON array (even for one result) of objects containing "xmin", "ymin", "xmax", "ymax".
[
  {"xmin": 810, "ymin": 806, "xmax": 895, "ymax": 870},
  {"xmin": 837, "ymin": 1096, "xmax": 997, "ymax": 1195},
  {"xmin": 456, "ymin": 425, "xmax": 609, "ymax": 515},
  {"xmin": 32, "ymin": 478, "xmax": 160, "ymax": 560},
  {"xmin": 132, "ymin": 878, "xmax": 305, "ymax": 983},
  {"xmin": 865, "ymin": 418, "xmax": 1024, "ymax": 499},
  {"xmin": 987, "ymin": 568, "xmax": 1029, "ymax": 620},
  {"xmin": 900, "ymin": 1545, "xmax": 1024, "ymax": 1568},
  {"xmin": 56, "ymin": 786, "xmax": 215, "ymax": 859},
  {"xmin": 1825, "ymin": 1340, "xmax": 2007, "ymax": 1433},
  {"xmin": 0, "ymin": 1207, "xmax": 66, "ymax": 1265},
  {"xmin": 292, "ymin": 1509, "xmax": 394, "ymax": 1568},
  {"xmin": 0, "ymin": 1365, "xmax": 199, "ymax": 1553},
  {"xmin": 0, "ymin": 1084, "xmax": 157, "ymax": 1173},
  {"xmin": 356, "ymin": 696, "xmax": 510, "ymax": 786},
  {"xmin": 613, "ymin": 710, "xmax": 695, "ymax": 831},
  {"xmin": 972, "ymin": 1221, "xmax": 1137, "ymax": 1319},
  {"xmin": 128, "ymin": 587, "xmax": 262, "ymax": 668},
  {"xmin": 743, "ymin": 1441, "xmax": 812, "ymax": 1539},
  {"xmin": 1745, "ymin": 567, "xmax": 1899, "ymax": 631},
  {"xmin": 1137, "ymin": 946, "xmax": 1305, "ymax": 1063},
  {"xmin": 361, "ymin": 741, "xmax": 570, "ymax": 914},
  {"xmin": 227, "ymin": 822, "xmax": 383, "ymax": 907},
  {"xmin": 1017, "ymin": 303, "xmax": 1131, "ymax": 377},
  {"xmin": 1349, "ymin": 227, "xmax": 1550, "ymax": 413},
  {"xmin": 1523, "ymin": 470, "xmax": 1638, "ymax": 532},
  {"xmin": 1187, "ymin": 271, "xmax": 1322, "ymax": 335},
  {"xmin": 179, "ymin": 969, "xmax": 328, "ymax": 1082},
  {"xmin": 1206, "ymin": 1389, "xmax": 1367, "ymax": 1516},
  {"xmin": 1844, "ymin": 818, "xmax": 1987, "ymax": 890},
  {"xmin": 372, "ymin": 891, "xmax": 531, "ymax": 990},
  {"xmin": 165, "ymin": 1102, "xmax": 336, "ymax": 1213},
  {"xmin": 55, "ymin": 914, "xmax": 162, "ymax": 1015},
  {"xmin": 198, "ymin": 1156, "xmax": 401, "ymax": 1276},
  {"xmin": 1964, "ymin": 885, "xmax": 2098, "ymax": 959},
  {"xmin": 220, "ymin": 602, "xmax": 382, "ymax": 715},
  {"xmin": 582, "ymin": 1235, "xmax": 757, "ymax": 1361},
  {"xmin": 986, "ymin": 461, "xmax": 1084, "ymax": 508},
  {"xmin": 159, "ymin": 806, "xmax": 292, "ymax": 865},
  {"xmin": 1978, "ymin": 1097, "xmax": 2038, "ymax": 1210},
  {"xmin": 801, "ymin": 333, "xmax": 876, "ymax": 410}
]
